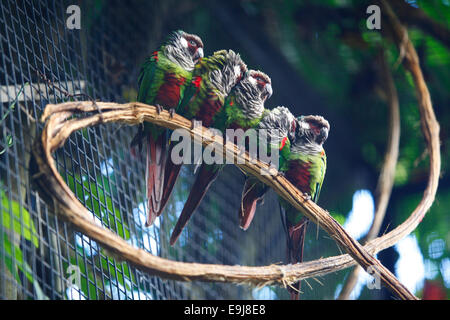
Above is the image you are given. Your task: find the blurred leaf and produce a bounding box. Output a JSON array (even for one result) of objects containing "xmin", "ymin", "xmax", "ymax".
[
  {"xmin": 2, "ymin": 233, "xmax": 34, "ymax": 283},
  {"xmin": 330, "ymin": 211, "xmax": 346, "ymax": 225},
  {"xmin": 62, "ymin": 171, "xmax": 135, "ymax": 296},
  {"xmin": 63, "ymin": 173, "xmax": 129, "ymax": 240},
  {"xmin": 63, "ymin": 257, "xmax": 98, "ymax": 299},
  {"xmin": 100, "ymin": 253, "xmax": 135, "ymax": 290},
  {"xmin": 1, "ymin": 188, "xmax": 39, "ymax": 248}
]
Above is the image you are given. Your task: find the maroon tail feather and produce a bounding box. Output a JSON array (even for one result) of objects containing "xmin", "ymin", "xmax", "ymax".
[
  {"xmin": 287, "ymin": 217, "xmax": 309, "ymax": 300},
  {"xmin": 145, "ymin": 133, "xmax": 167, "ymax": 226},
  {"xmin": 238, "ymin": 178, "xmax": 268, "ymax": 230},
  {"xmin": 169, "ymin": 164, "xmax": 220, "ymax": 245},
  {"xmin": 156, "ymin": 146, "xmax": 183, "ymax": 217},
  {"xmin": 130, "ymin": 126, "xmax": 145, "ymax": 159}
]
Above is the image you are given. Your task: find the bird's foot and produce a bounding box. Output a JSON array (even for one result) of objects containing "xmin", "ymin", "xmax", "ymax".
[
  {"xmin": 191, "ymin": 119, "xmax": 201, "ymax": 130},
  {"xmin": 155, "ymin": 104, "xmax": 163, "ymax": 114},
  {"xmin": 91, "ymin": 99, "xmax": 105, "ymax": 122},
  {"xmin": 169, "ymin": 108, "xmax": 176, "ymax": 118},
  {"xmin": 303, "ymin": 193, "xmax": 311, "ymax": 201}
]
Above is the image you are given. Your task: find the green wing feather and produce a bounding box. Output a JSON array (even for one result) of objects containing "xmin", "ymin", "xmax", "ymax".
[
  {"xmin": 178, "ymin": 50, "xmax": 228, "ymax": 119},
  {"xmin": 311, "ymin": 153, "xmax": 326, "ymax": 203},
  {"xmin": 137, "ymin": 54, "xmax": 158, "ymax": 104},
  {"xmin": 177, "ymin": 73, "xmax": 198, "ymax": 114}
]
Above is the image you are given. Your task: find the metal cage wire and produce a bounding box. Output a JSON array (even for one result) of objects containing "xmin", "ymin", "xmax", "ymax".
[{"xmin": 0, "ymin": 0, "xmax": 318, "ymax": 300}]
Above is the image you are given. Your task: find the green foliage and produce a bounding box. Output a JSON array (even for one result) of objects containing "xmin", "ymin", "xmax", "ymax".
[
  {"xmin": 64, "ymin": 172, "xmax": 129, "ymax": 240},
  {"xmin": 0, "ymin": 184, "xmax": 46, "ymax": 298},
  {"xmin": 62, "ymin": 256, "xmax": 97, "ymax": 299},
  {"xmin": 330, "ymin": 211, "xmax": 346, "ymax": 226},
  {"xmin": 393, "ymin": 189, "xmax": 449, "ymax": 298},
  {"xmin": 2, "ymin": 233, "xmax": 34, "ymax": 284},
  {"xmin": 99, "ymin": 254, "xmax": 136, "ymax": 292},
  {"xmin": 1, "ymin": 188, "xmax": 39, "ymax": 248},
  {"xmin": 61, "ymin": 170, "xmax": 136, "ymax": 299}
]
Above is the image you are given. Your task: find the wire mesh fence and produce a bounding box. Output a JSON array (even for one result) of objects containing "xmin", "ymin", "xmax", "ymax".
[{"xmin": 0, "ymin": 0, "xmax": 345, "ymax": 300}]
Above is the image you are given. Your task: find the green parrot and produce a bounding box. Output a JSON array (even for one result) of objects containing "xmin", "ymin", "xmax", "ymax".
[
  {"xmin": 238, "ymin": 114, "xmax": 329, "ymax": 299},
  {"xmin": 238, "ymin": 106, "xmax": 297, "ymax": 230},
  {"xmin": 168, "ymin": 70, "xmax": 273, "ymax": 245},
  {"xmin": 280, "ymin": 115, "xmax": 329, "ymax": 299},
  {"xmin": 155, "ymin": 50, "xmax": 249, "ymax": 219},
  {"xmin": 131, "ymin": 30, "xmax": 204, "ymax": 226}
]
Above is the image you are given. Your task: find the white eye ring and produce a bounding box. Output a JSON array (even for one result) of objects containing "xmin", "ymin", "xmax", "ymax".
[
  {"xmin": 180, "ymin": 37, "xmax": 188, "ymax": 48},
  {"xmin": 300, "ymin": 121, "xmax": 310, "ymax": 130},
  {"xmin": 248, "ymin": 75, "xmax": 257, "ymax": 85}
]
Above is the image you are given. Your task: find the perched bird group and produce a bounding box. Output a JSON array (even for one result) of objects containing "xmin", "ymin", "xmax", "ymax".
[{"xmin": 132, "ymin": 30, "xmax": 330, "ymax": 299}]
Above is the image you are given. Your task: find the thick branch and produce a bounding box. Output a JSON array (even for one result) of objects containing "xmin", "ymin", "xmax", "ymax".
[
  {"xmin": 391, "ymin": 0, "xmax": 450, "ymax": 49},
  {"xmin": 338, "ymin": 48, "xmax": 401, "ymax": 299},
  {"xmin": 32, "ymin": 101, "xmax": 417, "ymax": 299},
  {"xmin": 338, "ymin": 1, "xmax": 442, "ymax": 299}
]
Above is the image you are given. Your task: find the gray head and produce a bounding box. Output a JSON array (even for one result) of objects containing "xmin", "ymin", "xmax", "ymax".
[
  {"xmin": 233, "ymin": 70, "xmax": 273, "ymax": 120},
  {"xmin": 209, "ymin": 49, "xmax": 248, "ymax": 97},
  {"xmin": 163, "ymin": 30, "xmax": 204, "ymax": 71},
  {"xmin": 293, "ymin": 115, "xmax": 330, "ymax": 154},
  {"xmin": 258, "ymin": 106, "xmax": 297, "ymax": 145}
]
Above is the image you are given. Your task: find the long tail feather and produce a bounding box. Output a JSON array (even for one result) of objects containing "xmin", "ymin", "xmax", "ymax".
[
  {"xmin": 130, "ymin": 125, "xmax": 145, "ymax": 159},
  {"xmin": 287, "ymin": 217, "xmax": 309, "ymax": 300},
  {"xmin": 145, "ymin": 132, "xmax": 168, "ymax": 226},
  {"xmin": 157, "ymin": 155, "xmax": 182, "ymax": 216},
  {"xmin": 170, "ymin": 164, "xmax": 221, "ymax": 245},
  {"xmin": 238, "ymin": 178, "xmax": 268, "ymax": 230}
]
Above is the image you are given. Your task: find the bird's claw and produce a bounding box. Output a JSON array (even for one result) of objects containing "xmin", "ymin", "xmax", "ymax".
[
  {"xmin": 277, "ymin": 171, "xmax": 285, "ymax": 178},
  {"xmin": 155, "ymin": 104, "xmax": 163, "ymax": 114},
  {"xmin": 91, "ymin": 99, "xmax": 105, "ymax": 122},
  {"xmin": 169, "ymin": 108, "xmax": 175, "ymax": 118},
  {"xmin": 303, "ymin": 193, "xmax": 311, "ymax": 201},
  {"xmin": 191, "ymin": 119, "xmax": 201, "ymax": 130}
]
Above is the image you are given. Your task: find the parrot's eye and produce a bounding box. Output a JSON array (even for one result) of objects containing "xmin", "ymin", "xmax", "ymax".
[{"xmin": 189, "ymin": 40, "xmax": 197, "ymax": 47}]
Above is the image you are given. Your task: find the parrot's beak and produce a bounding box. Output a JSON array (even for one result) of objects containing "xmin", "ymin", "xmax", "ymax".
[
  {"xmin": 194, "ymin": 47, "xmax": 204, "ymax": 63},
  {"xmin": 318, "ymin": 127, "xmax": 329, "ymax": 144},
  {"xmin": 264, "ymin": 83, "xmax": 273, "ymax": 101}
]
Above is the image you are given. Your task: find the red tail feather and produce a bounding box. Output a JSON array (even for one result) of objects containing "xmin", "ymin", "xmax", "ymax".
[
  {"xmin": 287, "ymin": 218, "xmax": 309, "ymax": 300},
  {"xmin": 170, "ymin": 164, "xmax": 220, "ymax": 245},
  {"xmin": 145, "ymin": 134, "xmax": 167, "ymax": 226},
  {"xmin": 238, "ymin": 179, "xmax": 268, "ymax": 230},
  {"xmin": 156, "ymin": 155, "xmax": 182, "ymax": 217}
]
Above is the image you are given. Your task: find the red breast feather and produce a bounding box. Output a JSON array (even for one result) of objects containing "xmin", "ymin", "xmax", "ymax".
[
  {"xmin": 285, "ymin": 161, "xmax": 312, "ymax": 195},
  {"xmin": 194, "ymin": 94, "xmax": 223, "ymax": 128},
  {"xmin": 156, "ymin": 73, "xmax": 186, "ymax": 108}
]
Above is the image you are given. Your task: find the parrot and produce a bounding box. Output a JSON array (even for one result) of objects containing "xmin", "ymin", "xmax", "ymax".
[
  {"xmin": 238, "ymin": 106, "xmax": 297, "ymax": 231},
  {"xmin": 130, "ymin": 30, "xmax": 204, "ymax": 227},
  {"xmin": 168, "ymin": 70, "xmax": 273, "ymax": 245},
  {"xmin": 280, "ymin": 114, "xmax": 329, "ymax": 300},
  {"xmin": 155, "ymin": 50, "xmax": 249, "ymax": 219}
]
